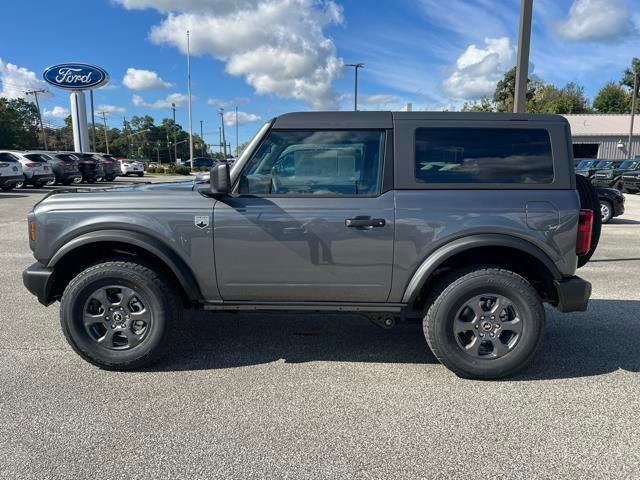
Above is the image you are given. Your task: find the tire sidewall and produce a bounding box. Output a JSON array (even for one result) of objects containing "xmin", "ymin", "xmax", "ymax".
[
  {"xmin": 600, "ymin": 199, "xmax": 613, "ymax": 223},
  {"xmin": 428, "ymin": 272, "xmax": 544, "ymax": 379},
  {"xmin": 61, "ymin": 267, "xmax": 170, "ymax": 368}
]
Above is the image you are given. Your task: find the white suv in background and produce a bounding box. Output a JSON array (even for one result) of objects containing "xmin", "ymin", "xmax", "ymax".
[
  {"xmin": 0, "ymin": 151, "xmax": 55, "ymax": 188},
  {"xmin": 119, "ymin": 159, "xmax": 144, "ymax": 176},
  {"xmin": 0, "ymin": 152, "xmax": 25, "ymax": 191}
]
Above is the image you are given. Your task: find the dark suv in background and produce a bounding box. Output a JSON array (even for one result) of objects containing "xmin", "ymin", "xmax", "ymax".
[
  {"xmin": 593, "ymin": 159, "xmax": 640, "ymax": 190},
  {"xmin": 90, "ymin": 153, "xmax": 122, "ymax": 181},
  {"xmin": 576, "ymin": 159, "xmax": 621, "ymax": 179},
  {"xmin": 72, "ymin": 153, "xmax": 105, "ymax": 183}
]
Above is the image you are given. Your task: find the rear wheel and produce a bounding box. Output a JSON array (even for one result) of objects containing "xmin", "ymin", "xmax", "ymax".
[
  {"xmin": 424, "ymin": 267, "xmax": 545, "ymax": 379},
  {"xmin": 600, "ymin": 199, "xmax": 613, "ymax": 224},
  {"xmin": 1, "ymin": 184, "xmax": 15, "ymax": 191},
  {"xmin": 60, "ymin": 259, "xmax": 180, "ymax": 370}
]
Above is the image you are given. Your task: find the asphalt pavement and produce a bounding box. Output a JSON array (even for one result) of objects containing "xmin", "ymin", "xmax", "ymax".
[{"xmin": 1, "ymin": 177, "xmax": 639, "ymax": 479}]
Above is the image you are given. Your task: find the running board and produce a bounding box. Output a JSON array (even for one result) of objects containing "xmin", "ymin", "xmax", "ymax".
[{"xmin": 202, "ymin": 301, "xmax": 405, "ymax": 312}]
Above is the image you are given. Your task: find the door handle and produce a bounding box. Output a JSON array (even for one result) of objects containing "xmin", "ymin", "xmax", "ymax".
[{"xmin": 345, "ymin": 216, "xmax": 386, "ymax": 228}]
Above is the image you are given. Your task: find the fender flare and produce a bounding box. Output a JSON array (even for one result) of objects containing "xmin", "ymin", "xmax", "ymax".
[
  {"xmin": 48, "ymin": 229, "xmax": 203, "ymax": 301},
  {"xmin": 401, "ymin": 234, "xmax": 562, "ymax": 304}
]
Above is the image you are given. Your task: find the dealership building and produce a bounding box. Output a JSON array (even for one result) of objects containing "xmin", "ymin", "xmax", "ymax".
[{"xmin": 563, "ymin": 114, "xmax": 639, "ymax": 160}]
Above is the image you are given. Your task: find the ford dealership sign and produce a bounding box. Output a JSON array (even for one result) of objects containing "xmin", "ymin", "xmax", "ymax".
[{"xmin": 43, "ymin": 63, "xmax": 109, "ymax": 90}]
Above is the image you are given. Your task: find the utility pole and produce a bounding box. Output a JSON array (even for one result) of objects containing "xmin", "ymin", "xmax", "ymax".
[
  {"xmin": 186, "ymin": 30, "xmax": 194, "ymax": 163},
  {"xmin": 345, "ymin": 63, "xmax": 364, "ymax": 111},
  {"xmin": 97, "ymin": 111, "xmax": 109, "ymax": 154},
  {"xmin": 235, "ymin": 105, "xmax": 239, "ymax": 157},
  {"xmin": 200, "ymin": 120, "xmax": 205, "ymax": 156},
  {"xmin": 514, "ymin": 0, "xmax": 533, "ymax": 113},
  {"xmin": 89, "ymin": 90, "xmax": 97, "ymax": 151},
  {"xmin": 219, "ymin": 108, "xmax": 227, "ymax": 159},
  {"xmin": 25, "ymin": 89, "xmax": 48, "ymax": 149},
  {"xmin": 123, "ymin": 116, "xmax": 131, "ymax": 157},
  {"xmin": 629, "ymin": 73, "xmax": 639, "ymax": 159},
  {"xmin": 172, "ymin": 102, "xmax": 177, "ymax": 163},
  {"xmin": 219, "ymin": 127, "xmax": 223, "ymax": 154}
]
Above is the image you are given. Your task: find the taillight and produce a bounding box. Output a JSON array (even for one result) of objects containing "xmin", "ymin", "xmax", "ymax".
[
  {"xmin": 576, "ymin": 209, "xmax": 593, "ymax": 256},
  {"xmin": 25, "ymin": 162, "xmax": 40, "ymax": 167}
]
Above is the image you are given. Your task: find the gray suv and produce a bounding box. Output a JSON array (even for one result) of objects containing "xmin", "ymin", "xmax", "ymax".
[{"xmin": 23, "ymin": 112, "xmax": 595, "ymax": 379}]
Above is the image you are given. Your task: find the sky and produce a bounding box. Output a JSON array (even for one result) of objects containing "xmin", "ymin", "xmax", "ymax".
[{"xmin": 0, "ymin": 0, "xmax": 639, "ymax": 147}]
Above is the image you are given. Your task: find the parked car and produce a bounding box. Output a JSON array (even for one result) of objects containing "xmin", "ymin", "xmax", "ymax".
[
  {"xmin": 26, "ymin": 151, "xmax": 82, "ymax": 186},
  {"xmin": 42, "ymin": 152, "xmax": 84, "ymax": 185},
  {"xmin": 0, "ymin": 151, "xmax": 25, "ymax": 190},
  {"xmin": 0, "ymin": 150, "xmax": 55, "ymax": 187},
  {"xmin": 592, "ymin": 159, "xmax": 640, "ymax": 189},
  {"xmin": 191, "ymin": 157, "xmax": 214, "ymax": 169},
  {"xmin": 71, "ymin": 153, "xmax": 105, "ymax": 183},
  {"xmin": 621, "ymin": 170, "xmax": 640, "ymax": 194},
  {"xmin": 595, "ymin": 186, "xmax": 625, "ymax": 223},
  {"xmin": 118, "ymin": 159, "xmax": 145, "ymax": 176},
  {"xmin": 89, "ymin": 153, "xmax": 122, "ymax": 181},
  {"xmin": 575, "ymin": 159, "xmax": 622, "ymax": 179},
  {"xmin": 23, "ymin": 112, "xmax": 597, "ymax": 380}
]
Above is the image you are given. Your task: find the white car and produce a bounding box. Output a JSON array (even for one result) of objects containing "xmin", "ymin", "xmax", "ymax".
[
  {"xmin": 119, "ymin": 159, "xmax": 145, "ymax": 176},
  {"xmin": 0, "ymin": 151, "xmax": 55, "ymax": 187},
  {"xmin": 0, "ymin": 151, "xmax": 25, "ymax": 191}
]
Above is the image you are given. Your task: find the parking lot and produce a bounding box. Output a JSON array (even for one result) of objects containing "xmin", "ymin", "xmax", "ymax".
[{"xmin": 1, "ymin": 178, "xmax": 639, "ymax": 479}]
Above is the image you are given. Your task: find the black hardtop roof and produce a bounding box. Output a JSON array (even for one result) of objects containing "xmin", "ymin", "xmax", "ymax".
[{"xmin": 272, "ymin": 111, "xmax": 567, "ymax": 129}]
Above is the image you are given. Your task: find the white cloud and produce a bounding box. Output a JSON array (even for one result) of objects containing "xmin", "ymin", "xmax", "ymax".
[
  {"xmin": 97, "ymin": 104, "xmax": 126, "ymax": 114},
  {"xmin": 132, "ymin": 92, "xmax": 189, "ymax": 109},
  {"xmin": 123, "ymin": 67, "xmax": 172, "ymax": 90},
  {"xmin": 207, "ymin": 97, "xmax": 250, "ymax": 108},
  {"xmin": 361, "ymin": 94, "xmax": 398, "ymax": 106},
  {"xmin": 557, "ymin": 0, "xmax": 635, "ymax": 41},
  {"xmin": 43, "ymin": 106, "xmax": 69, "ymax": 118},
  {"xmin": 0, "ymin": 58, "xmax": 52, "ymax": 100},
  {"xmin": 114, "ymin": 0, "xmax": 344, "ymax": 109},
  {"xmin": 223, "ymin": 110, "xmax": 261, "ymax": 126},
  {"xmin": 442, "ymin": 37, "xmax": 515, "ymax": 99}
]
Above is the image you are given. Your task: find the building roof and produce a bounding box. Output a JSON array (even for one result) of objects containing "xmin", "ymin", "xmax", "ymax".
[{"xmin": 563, "ymin": 114, "xmax": 638, "ymax": 137}]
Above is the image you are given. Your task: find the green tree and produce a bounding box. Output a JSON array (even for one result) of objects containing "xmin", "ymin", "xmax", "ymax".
[
  {"xmin": 0, "ymin": 97, "xmax": 40, "ymax": 149},
  {"xmin": 621, "ymin": 57, "xmax": 640, "ymax": 90},
  {"xmin": 530, "ymin": 82, "xmax": 591, "ymax": 114},
  {"xmin": 493, "ymin": 67, "xmax": 540, "ymax": 112},
  {"xmin": 461, "ymin": 97, "xmax": 495, "ymax": 112},
  {"xmin": 593, "ymin": 82, "xmax": 631, "ymax": 113}
]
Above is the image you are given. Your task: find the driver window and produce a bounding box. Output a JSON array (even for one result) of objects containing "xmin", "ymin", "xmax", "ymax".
[{"xmin": 239, "ymin": 130, "xmax": 384, "ymax": 196}]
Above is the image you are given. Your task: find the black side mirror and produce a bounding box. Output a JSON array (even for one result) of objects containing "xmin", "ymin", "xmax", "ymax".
[{"xmin": 210, "ymin": 163, "xmax": 231, "ymax": 195}]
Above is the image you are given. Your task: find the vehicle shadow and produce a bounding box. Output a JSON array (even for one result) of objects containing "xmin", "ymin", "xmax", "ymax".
[
  {"xmin": 0, "ymin": 193, "xmax": 28, "ymax": 199},
  {"xmin": 150, "ymin": 299, "xmax": 640, "ymax": 380}
]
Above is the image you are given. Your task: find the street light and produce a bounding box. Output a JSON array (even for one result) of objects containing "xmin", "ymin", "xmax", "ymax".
[{"xmin": 345, "ymin": 63, "xmax": 364, "ymax": 111}]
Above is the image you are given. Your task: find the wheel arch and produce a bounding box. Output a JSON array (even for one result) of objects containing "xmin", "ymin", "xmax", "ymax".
[
  {"xmin": 402, "ymin": 234, "xmax": 562, "ymax": 307},
  {"xmin": 47, "ymin": 230, "xmax": 203, "ymax": 305}
]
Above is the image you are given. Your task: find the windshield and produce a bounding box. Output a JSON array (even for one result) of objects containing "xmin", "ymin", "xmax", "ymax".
[
  {"xmin": 619, "ymin": 160, "xmax": 638, "ymax": 169},
  {"xmin": 576, "ymin": 160, "xmax": 596, "ymax": 169},
  {"xmin": 596, "ymin": 161, "xmax": 613, "ymax": 168}
]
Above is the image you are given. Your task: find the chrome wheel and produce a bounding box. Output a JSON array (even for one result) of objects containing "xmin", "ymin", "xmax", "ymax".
[
  {"xmin": 83, "ymin": 285, "xmax": 152, "ymax": 350},
  {"xmin": 600, "ymin": 201, "xmax": 612, "ymax": 222},
  {"xmin": 72, "ymin": 176, "xmax": 82, "ymax": 184},
  {"xmin": 45, "ymin": 178, "xmax": 56, "ymax": 186},
  {"xmin": 453, "ymin": 294, "xmax": 522, "ymax": 359}
]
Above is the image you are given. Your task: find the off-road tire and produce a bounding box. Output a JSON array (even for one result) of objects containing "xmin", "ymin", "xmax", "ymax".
[
  {"xmin": 576, "ymin": 174, "xmax": 601, "ymax": 268},
  {"xmin": 423, "ymin": 267, "xmax": 545, "ymax": 379},
  {"xmin": 60, "ymin": 258, "xmax": 180, "ymax": 370}
]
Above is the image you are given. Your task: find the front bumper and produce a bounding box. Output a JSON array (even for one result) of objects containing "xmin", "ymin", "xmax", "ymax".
[
  {"xmin": 554, "ymin": 276, "xmax": 591, "ymax": 313},
  {"xmin": 23, "ymin": 262, "xmax": 55, "ymax": 306},
  {"xmin": 593, "ymin": 178, "xmax": 614, "ymax": 188}
]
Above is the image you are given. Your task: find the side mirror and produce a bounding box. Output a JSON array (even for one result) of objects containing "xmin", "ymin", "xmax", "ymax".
[{"xmin": 210, "ymin": 163, "xmax": 231, "ymax": 195}]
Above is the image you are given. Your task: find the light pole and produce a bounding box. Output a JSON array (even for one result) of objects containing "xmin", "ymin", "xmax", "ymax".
[
  {"xmin": 186, "ymin": 30, "xmax": 194, "ymax": 163},
  {"xmin": 172, "ymin": 102, "xmax": 178, "ymax": 163},
  {"xmin": 97, "ymin": 111, "xmax": 109, "ymax": 154},
  {"xmin": 629, "ymin": 73, "xmax": 639, "ymax": 159},
  {"xmin": 345, "ymin": 63, "xmax": 364, "ymax": 111},
  {"xmin": 200, "ymin": 120, "xmax": 205, "ymax": 156},
  {"xmin": 514, "ymin": 0, "xmax": 533, "ymax": 113},
  {"xmin": 25, "ymin": 89, "xmax": 48, "ymax": 149},
  {"xmin": 219, "ymin": 108, "xmax": 227, "ymax": 158}
]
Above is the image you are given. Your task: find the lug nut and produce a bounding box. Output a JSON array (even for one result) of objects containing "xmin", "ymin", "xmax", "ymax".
[
  {"xmin": 491, "ymin": 316, "xmax": 495, "ymax": 320},
  {"xmin": 475, "ymin": 325, "xmax": 479, "ymax": 329},
  {"xmin": 490, "ymin": 333, "xmax": 494, "ymax": 337},
  {"xmin": 479, "ymin": 333, "xmax": 484, "ymax": 337},
  {"xmin": 111, "ymin": 324, "xmax": 115, "ymax": 328}
]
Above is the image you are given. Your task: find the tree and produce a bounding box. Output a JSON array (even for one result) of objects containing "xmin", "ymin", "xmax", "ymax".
[
  {"xmin": 530, "ymin": 82, "xmax": 591, "ymax": 114},
  {"xmin": 461, "ymin": 97, "xmax": 495, "ymax": 112},
  {"xmin": 493, "ymin": 67, "xmax": 540, "ymax": 112},
  {"xmin": 593, "ymin": 82, "xmax": 631, "ymax": 113},
  {"xmin": 621, "ymin": 57, "xmax": 640, "ymax": 90},
  {"xmin": 0, "ymin": 98, "xmax": 39, "ymax": 149},
  {"xmin": 236, "ymin": 142, "xmax": 250, "ymax": 155}
]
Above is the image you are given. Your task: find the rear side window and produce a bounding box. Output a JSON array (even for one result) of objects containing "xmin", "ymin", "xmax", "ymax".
[
  {"xmin": 24, "ymin": 154, "xmax": 52, "ymax": 163},
  {"xmin": 415, "ymin": 128, "xmax": 554, "ymax": 184},
  {"xmin": 0, "ymin": 153, "xmax": 18, "ymax": 162}
]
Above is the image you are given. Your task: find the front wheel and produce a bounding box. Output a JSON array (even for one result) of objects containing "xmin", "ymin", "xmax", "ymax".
[
  {"xmin": 424, "ymin": 267, "xmax": 545, "ymax": 379},
  {"xmin": 60, "ymin": 259, "xmax": 180, "ymax": 370}
]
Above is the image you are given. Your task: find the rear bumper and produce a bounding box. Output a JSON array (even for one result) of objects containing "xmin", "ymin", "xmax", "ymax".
[
  {"xmin": 23, "ymin": 262, "xmax": 55, "ymax": 306},
  {"xmin": 30, "ymin": 173, "xmax": 55, "ymax": 185},
  {"xmin": 0, "ymin": 174, "xmax": 24, "ymax": 186},
  {"xmin": 554, "ymin": 276, "xmax": 591, "ymax": 313},
  {"xmin": 59, "ymin": 172, "xmax": 82, "ymax": 183}
]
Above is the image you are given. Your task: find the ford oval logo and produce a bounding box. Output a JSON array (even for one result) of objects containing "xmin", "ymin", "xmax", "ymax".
[{"xmin": 43, "ymin": 63, "xmax": 109, "ymax": 90}]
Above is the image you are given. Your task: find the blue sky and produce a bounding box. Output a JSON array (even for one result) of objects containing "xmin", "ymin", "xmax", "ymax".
[{"xmin": 1, "ymin": 0, "xmax": 638, "ymax": 147}]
